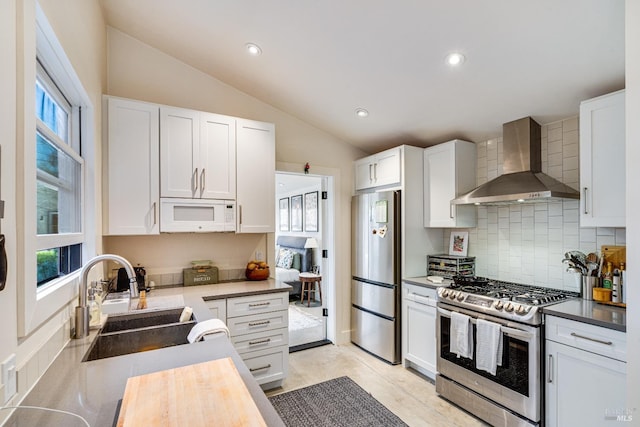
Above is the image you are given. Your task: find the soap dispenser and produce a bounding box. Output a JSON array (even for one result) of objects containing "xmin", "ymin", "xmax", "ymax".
[{"xmin": 88, "ymin": 287, "xmax": 101, "ymax": 328}]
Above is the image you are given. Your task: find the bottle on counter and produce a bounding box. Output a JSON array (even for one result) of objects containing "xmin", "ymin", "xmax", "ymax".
[
  {"xmin": 602, "ymin": 261, "xmax": 613, "ymax": 289},
  {"xmin": 620, "ymin": 262, "xmax": 626, "ymax": 303},
  {"xmin": 612, "ymin": 268, "xmax": 621, "ymax": 303}
]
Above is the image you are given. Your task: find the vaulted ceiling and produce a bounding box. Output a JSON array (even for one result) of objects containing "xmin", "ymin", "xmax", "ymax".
[{"xmin": 100, "ymin": 0, "xmax": 625, "ymax": 153}]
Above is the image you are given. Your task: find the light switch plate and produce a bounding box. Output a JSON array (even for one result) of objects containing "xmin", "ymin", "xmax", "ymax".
[{"xmin": 2, "ymin": 353, "xmax": 16, "ymax": 403}]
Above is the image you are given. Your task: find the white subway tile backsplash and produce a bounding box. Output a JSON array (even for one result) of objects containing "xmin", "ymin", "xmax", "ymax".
[{"xmin": 463, "ymin": 117, "xmax": 625, "ymax": 288}]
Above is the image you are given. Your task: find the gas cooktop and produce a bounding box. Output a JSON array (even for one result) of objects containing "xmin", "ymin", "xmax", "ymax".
[{"xmin": 437, "ymin": 276, "xmax": 580, "ymax": 325}]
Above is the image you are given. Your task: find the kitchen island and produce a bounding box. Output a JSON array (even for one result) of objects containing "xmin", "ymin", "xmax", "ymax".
[{"xmin": 4, "ymin": 280, "xmax": 290, "ymax": 426}]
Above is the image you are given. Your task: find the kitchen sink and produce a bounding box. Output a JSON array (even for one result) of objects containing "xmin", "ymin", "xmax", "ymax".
[
  {"xmin": 101, "ymin": 307, "xmax": 192, "ymax": 333},
  {"xmin": 82, "ymin": 308, "xmax": 196, "ymax": 362}
]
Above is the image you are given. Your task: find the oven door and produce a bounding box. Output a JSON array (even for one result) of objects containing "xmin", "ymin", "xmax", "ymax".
[{"xmin": 436, "ymin": 301, "xmax": 541, "ymax": 423}]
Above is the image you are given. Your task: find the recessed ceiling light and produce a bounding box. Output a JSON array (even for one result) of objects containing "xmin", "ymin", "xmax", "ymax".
[
  {"xmin": 446, "ymin": 52, "xmax": 465, "ymax": 66},
  {"xmin": 355, "ymin": 108, "xmax": 369, "ymax": 118},
  {"xmin": 246, "ymin": 43, "xmax": 262, "ymax": 56}
]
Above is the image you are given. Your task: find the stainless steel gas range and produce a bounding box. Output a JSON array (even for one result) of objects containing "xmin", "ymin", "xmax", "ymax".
[{"xmin": 436, "ymin": 276, "xmax": 579, "ymax": 427}]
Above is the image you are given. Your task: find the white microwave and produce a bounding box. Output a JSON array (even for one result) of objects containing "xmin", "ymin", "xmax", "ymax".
[{"xmin": 160, "ymin": 198, "xmax": 236, "ymax": 232}]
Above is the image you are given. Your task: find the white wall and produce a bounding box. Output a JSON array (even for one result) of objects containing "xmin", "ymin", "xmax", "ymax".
[
  {"xmin": 104, "ymin": 27, "xmax": 366, "ymax": 343},
  {"xmin": 446, "ymin": 117, "xmax": 625, "ymax": 291},
  {"xmin": 625, "ymin": 0, "xmax": 640, "ymax": 415},
  {"xmin": 0, "ymin": 0, "xmax": 106, "ymax": 419}
]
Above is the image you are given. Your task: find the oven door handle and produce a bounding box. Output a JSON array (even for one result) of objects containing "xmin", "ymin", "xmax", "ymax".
[
  {"xmin": 437, "ymin": 307, "xmax": 534, "ymax": 339},
  {"xmin": 500, "ymin": 325, "xmax": 533, "ymax": 340}
]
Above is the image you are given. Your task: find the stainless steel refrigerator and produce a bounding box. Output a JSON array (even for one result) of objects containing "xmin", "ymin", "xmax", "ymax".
[{"xmin": 351, "ymin": 190, "xmax": 401, "ymax": 364}]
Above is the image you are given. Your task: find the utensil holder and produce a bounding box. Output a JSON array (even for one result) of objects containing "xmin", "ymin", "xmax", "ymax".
[{"xmin": 582, "ymin": 276, "xmax": 600, "ymax": 300}]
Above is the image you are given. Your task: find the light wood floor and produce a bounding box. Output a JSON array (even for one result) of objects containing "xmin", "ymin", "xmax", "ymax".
[{"xmin": 265, "ymin": 343, "xmax": 489, "ymax": 427}]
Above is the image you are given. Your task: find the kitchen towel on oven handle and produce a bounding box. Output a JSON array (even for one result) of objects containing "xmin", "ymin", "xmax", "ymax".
[
  {"xmin": 450, "ymin": 311, "xmax": 473, "ymax": 359},
  {"xmin": 475, "ymin": 318, "xmax": 503, "ymax": 375}
]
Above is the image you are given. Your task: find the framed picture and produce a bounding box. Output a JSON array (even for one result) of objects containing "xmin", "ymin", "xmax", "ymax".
[
  {"xmin": 304, "ymin": 191, "xmax": 319, "ymax": 232},
  {"xmin": 449, "ymin": 231, "xmax": 469, "ymax": 256},
  {"xmin": 291, "ymin": 194, "xmax": 303, "ymax": 232},
  {"xmin": 279, "ymin": 198, "xmax": 290, "ymax": 231}
]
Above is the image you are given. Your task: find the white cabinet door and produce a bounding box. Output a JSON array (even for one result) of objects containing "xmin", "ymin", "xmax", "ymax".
[
  {"xmin": 160, "ymin": 106, "xmax": 199, "ymax": 198},
  {"xmin": 579, "ymin": 90, "xmax": 625, "ymax": 227},
  {"xmin": 545, "ymin": 339, "xmax": 627, "ymax": 427},
  {"xmin": 354, "ymin": 147, "xmax": 401, "ymax": 191},
  {"xmin": 354, "ymin": 156, "xmax": 375, "ymax": 190},
  {"xmin": 424, "ymin": 140, "xmax": 476, "ymax": 228},
  {"xmin": 104, "ymin": 97, "xmax": 159, "ymax": 235},
  {"xmin": 199, "ymin": 112, "xmax": 236, "ymax": 200},
  {"xmin": 402, "ymin": 283, "xmax": 437, "ymax": 379},
  {"xmin": 236, "ymin": 119, "xmax": 275, "ymax": 233},
  {"xmin": 373, "ymin": 147, "xmax": 401, "ymax": 188}
]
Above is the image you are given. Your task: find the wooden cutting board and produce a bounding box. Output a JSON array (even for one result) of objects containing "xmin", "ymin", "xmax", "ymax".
[
  {"xmin": 117, "ymin": 357, "xmax": 267, "ymax": 427},
  {"xmin": 601, "ymin": 245, "xmax": 626, "ymax": 270}
]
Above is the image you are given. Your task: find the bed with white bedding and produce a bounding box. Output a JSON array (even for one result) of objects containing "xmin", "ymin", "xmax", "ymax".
[{"xmin": 274, "ymin": 236, "xmax": 313, "ymax": 299}]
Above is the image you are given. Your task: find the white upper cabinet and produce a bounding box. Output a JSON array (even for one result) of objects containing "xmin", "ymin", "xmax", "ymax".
[
  {"xmin": 236, "ymin": 119, "xmax": 275, "ymax": 233},
  {"xmin": 423, "ymin": 140, "xmax": 476, "ymax": 228},
  {"xmin": 160, "ymin": 106, "xmax": 236, "ymax": 200},
  {"xmin": 103, "ymin": 97, "xmax": 160, "ymax": 235},
  {"xmin": 354, "ymin": 147, "xmax": 401, "ymax": 190},
  {"xmin": 579, "ymin": 90, "xmax": 625, "ymax": 227}
]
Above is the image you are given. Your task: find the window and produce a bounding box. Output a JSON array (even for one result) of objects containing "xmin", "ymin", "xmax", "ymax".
[{"xmin": 35, "ymin": 62, "xmax": 84, "ymax": 287}]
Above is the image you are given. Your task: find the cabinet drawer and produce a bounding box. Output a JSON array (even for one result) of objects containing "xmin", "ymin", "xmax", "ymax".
[
  {"xmin": 227, "ymin": 310, "xmax": 288, "ymax": 336},
  {"xmin": 227, "ymin": 292, "xmax": 289, "ymax": 318},
  {"xmin": 231, "ymin": 328, "xmax": 288, "ymax": 354},
  {"xmin": 546, "ymin": 315, "xmax": 626, "ymax": 362},
  {"xmin": 241, "ymin": 345, "xmax": 288, "ymax": 386}
]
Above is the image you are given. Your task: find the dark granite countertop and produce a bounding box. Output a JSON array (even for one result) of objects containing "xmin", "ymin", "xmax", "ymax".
[
  {"xmin": 543, "ymin": 298, "xmax": 626, "ymax": 332},
  {"xmin": 5, "ymin": 279, "xmax": 291, "ymax": 427}
]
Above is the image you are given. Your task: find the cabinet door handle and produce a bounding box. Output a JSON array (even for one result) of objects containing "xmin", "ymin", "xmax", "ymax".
[
  {"xmin": 249, "ymin": 302, "xmax": 271, "ymax": 308},
  {"xmin": 249, "ymin": 364, "xmax": 271, "ymax": 372},
  {"xmin": 450, "ymin": 203, "xmax": 454, "ymax": 219},
  {"xmin": 548, "ymin": 354, "xmax": 553, "ymax": 383},
  {"xmin": 249, "ymin": 338, "xmax": 271, "ymax": 346},
  {"xmin": 200, "ymin": 168, "xmax": 206, "ymax": 192},
  {"xmin": 152, "ymin": 202, "xmax": 157, "ymax": 226},
  {"xmin": 570, "ymin": 332, "xmax": 612, "ymax": 345},
  {"xmin": 369, "ymin": 164, "xmax": 373, "ymax": 182},
  {"xmin": 583, "ymin": 187, "xmax": 588, "ymax": 214},
  {"xmin": 373, "ymin": 163, "xmax": 377, "ymax": 182},
  {"xmin": 193, "ymin": 168, "xmax": 199, "ymax": 192},
  {"xmin": 238, "ymin": 205, "xmax": 242, "ymax": 226},
  {"xmin": 248, "ymin": 320, "xmax": 271, "ymax": 327}
]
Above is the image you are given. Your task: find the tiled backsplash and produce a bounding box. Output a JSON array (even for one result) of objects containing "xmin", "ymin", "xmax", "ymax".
[{"xmin": 444, "ymin": 116, "xmax": 625, "ymax": 291}]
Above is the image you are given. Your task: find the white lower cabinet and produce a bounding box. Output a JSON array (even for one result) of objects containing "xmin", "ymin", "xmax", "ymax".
[
  {"xmin": 402, "ymin": 283, "xmax": 437, "ymax": 379},
  {"xmin": 226, "ymin": 292, "xmax": 289, "ymax": 389},
  {"xmin": 204, "ymin": 298, "xmax": 226, "ymax": 321},
  {"xmin": 545, "ymin": 316, "xmax": 627, "ymax": 427}
]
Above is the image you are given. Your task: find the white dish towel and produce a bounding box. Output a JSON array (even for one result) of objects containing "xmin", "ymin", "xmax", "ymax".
[
  {"xmin": 475, "ymin": 318, "xmax": 504, "ymax": 375},
  {"xmin": 187, "ymin": 319, "xmax": 230, "ymax": 343},
  {"xmin": 450, "ymin": 311, "xmax": 473, "ymax": 359}
]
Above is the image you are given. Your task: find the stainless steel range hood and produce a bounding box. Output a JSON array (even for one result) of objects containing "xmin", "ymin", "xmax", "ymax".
[{"xmin": 451, "ymin": 117, "xmax": 580, "ymax": 205}]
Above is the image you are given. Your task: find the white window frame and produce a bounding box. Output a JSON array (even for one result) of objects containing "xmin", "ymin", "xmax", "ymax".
[{"xmin": 17, "ymin": 3, "xmax": 96, "ymax": 337}]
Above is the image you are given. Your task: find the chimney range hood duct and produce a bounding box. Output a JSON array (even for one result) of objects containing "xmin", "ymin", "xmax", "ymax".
[{"xmin": 451, "ymin": 117, "xmax": 580, "ymax": 205}]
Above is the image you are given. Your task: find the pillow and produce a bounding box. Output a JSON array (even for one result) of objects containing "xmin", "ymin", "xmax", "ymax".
[
  {"xmin": 291, "ymin": 253, "xmax": 302, "ymax": 271},
  {"xmin": 276, "ymin": 248, "xmax": 294, "ymax": 269}
]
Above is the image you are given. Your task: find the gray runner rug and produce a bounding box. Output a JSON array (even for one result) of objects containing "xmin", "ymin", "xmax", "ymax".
[{"xmin": 268, "ymin": 376, "xmax": 408, "ymax": 427}]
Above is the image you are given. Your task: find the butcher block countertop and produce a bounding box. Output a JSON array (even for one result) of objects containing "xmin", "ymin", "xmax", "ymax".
[
  {"xmin": 118, "ymin": 358, "xmax": 267, "ymax": 427},
  {"xmin": 5, "ymin": 279, "xmax": 290, "ymax": 426}
]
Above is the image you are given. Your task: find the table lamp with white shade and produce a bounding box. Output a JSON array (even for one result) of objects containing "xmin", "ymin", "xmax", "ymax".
[{"xmin": 304, "ymin": 238, "xmax": 319, "ymax": 274}]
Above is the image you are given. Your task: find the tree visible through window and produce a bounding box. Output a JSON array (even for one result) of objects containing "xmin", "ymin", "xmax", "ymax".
[{"xmin": 35, "ymin": 63, "xmax": 83, "ymax": 286}]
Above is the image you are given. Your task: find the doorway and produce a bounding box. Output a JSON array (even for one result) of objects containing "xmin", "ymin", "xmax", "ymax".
[{"xmin": 275, "ymin": 171, "xmax": 334, "ymax": 351}]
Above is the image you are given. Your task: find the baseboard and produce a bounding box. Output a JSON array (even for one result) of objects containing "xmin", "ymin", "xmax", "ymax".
[{"xmin": 289, "ymin": 339, "xmax": 332, "ymax": 353}]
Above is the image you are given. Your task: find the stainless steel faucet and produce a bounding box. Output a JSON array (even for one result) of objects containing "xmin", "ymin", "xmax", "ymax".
[{"xmin": 74, "ymin": 254, "xmax": 138, "ymax": 339}]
